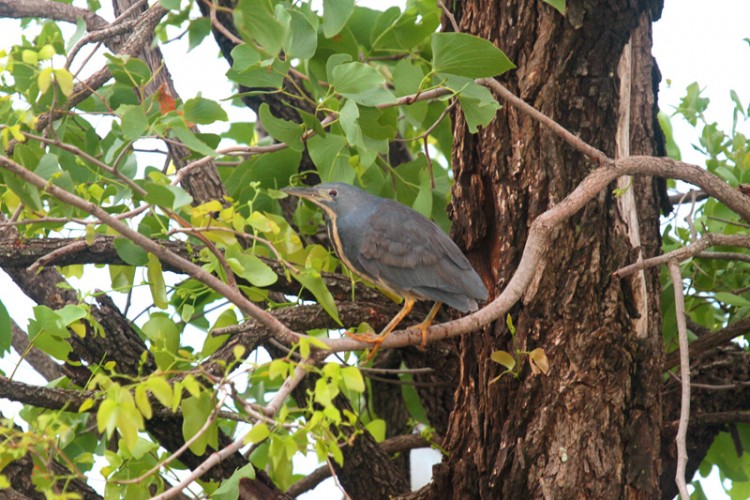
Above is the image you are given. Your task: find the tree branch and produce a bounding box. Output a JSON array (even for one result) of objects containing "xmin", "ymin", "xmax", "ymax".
[
  {"xmin": 668, "ymin": 260, "xmax": 691, "ymax": 500},
  {"xmin": 615, "ymin": 233, "xmax": 750, "ymax": 278},
  {"xmin": 0, "ymin": 156, "xmax": 299, "ymax": 347},
  {"xmin": 10, "ymin": 320, "xmax": 63, "ymax": 382},
  {"xmin": 0, "ymin": 375, "xmax": 94, "ymax": 412},
  {"xmin": 665, "ymin": 317, "xmax": 750, "ymax": 370},
  {"xmin": 30, "ymin": 5, "xmax": 168, "ymax": 135},
  {"xmin": 286, "ymin": 434, "xmax": 435, "ymax": 497},
  {"xmin": 0, "ymin": 0, "xmax": 109, "ymax": 31}
]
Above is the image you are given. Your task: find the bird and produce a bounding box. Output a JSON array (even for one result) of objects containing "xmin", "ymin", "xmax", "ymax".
[{"xmin": 283, "ymin": 182, "xmax": 488, "ymax": 359}]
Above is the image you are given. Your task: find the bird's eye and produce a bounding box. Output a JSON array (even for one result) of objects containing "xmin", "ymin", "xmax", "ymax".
[{"xmin": 328, "ymin": 189, "xmax": 338, "ymax": 198}]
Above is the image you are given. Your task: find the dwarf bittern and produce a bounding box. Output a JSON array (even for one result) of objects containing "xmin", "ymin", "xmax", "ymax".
[{"xmin": 283, "ymin": 183, "xmax": 487, "ymax": 359}]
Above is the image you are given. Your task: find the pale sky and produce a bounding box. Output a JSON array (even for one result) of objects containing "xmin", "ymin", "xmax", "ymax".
[{"xmin": 1, "ymin": 0, "xmax": 748, "ymax": 497}]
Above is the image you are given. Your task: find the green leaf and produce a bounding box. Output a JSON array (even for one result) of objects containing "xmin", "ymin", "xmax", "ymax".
[
  {"xmin": 412, "ymin": 173, "xmax": 433, "ymax": 217},
  {"xmin": 308, "ymin": 134, "xmax": 348, "ymax": 179},
  {"xmin": 322, "ymin": 0, "xmax": 355, "ymax": 38},
  {"xmin": 393, "ymin": 58, "xmax": 426, "ymax": 97},
  {"xmin": 147, "ymin": 253, "xmax": 168, "ymax": 310},
  {"xmin": 106, "ymin": 55, "xmax": 152, "ymax": 87},
  {"xmin": 28, "ymin": 306, "xmax": 70, "ymax": 351},
  {"xmin": 490, "ymin": 350, "xmax": 516, "ymax": 371},
  {"xmin": 212, "ymin": 463, "xmax": 256, "ymax": 500},
  {"xmin": 358, "ymin": 106, "xmax": 398, "ymax": 140},
  {"xmin": 119, "ymin": 105, "xmax": 149, "ymax": 140},
  {"xmin": 146, "ymin": 377, "xmax": 173, "ymax": 408},
  {"xmin": 57, "ymin": 305, "xmax": 87, "ymax": 325},
  {"xmin": 97, "ymin": 398, "xmax": 118, "ymax": 437},
  {"xmin": 258, "ymin": 103, "xmax": 304, "ymax": 152},
  {"xmin": 444, "ymin": 75, "xmax": 501, "ymax": 132},
  {"xmin": 244, "ymin": 423, "xmax": 271, "ymax": 445},
  {"xmin": 285, "ymin": 9, "xmax": 318, "ymax": 59},
  {"xmin": 142, "ymin": 313, "xmax": 180, "ymax": 370},
  {"xmin": 715, "ymin": 292, "xmax": 750, "ymax": 307},
  {"xmin": 227, "ymin": 55, "xmax": 289, "ymax": 89},
  {"xmin": 170, "ymin": 126, "xmax": 218, "ymax": 157},
  {"xmin": 113, "ymin": 238, "xmax": 148, "ymax": 266},
  {"xmin": 314, "ymin": 377, "xmax": 337, "ymax": 407},
  {"xmin": 657, "ymin": 111, "xmax": 681, "ymax": 160},
  {"xmin": 142, "ymin": 182, "xmax": 193, "ymax": 209},
  {"xmin": 159, "ymin": 0, "xmax": 181, "ymax": 9},
  {"xmin": 269, "ymin": 359, "xmax": 292, "ymax": 381},
  {"xmin": 506, "ymin": 314, "xmax": 516, "ymax": 335},
  {"xmin": 234, "ymin": 0, "xmax": 286, "ymax": 55},
  {"xmin": 0, "ymin": 301, "xmax": 11, "ymax": 355},
  {"xmin": 135, "ymin": 384, "xmax": 153, "ymax": 419},
  {"xmin": 181, "ymin": 392, "xmax": 218, "ymax": 456},
  {"xmin": 292, "ymin": 269, "xmax": 341, "ymax": 325},
  {"xmin": 38, "ymin": 67, "xmax": 53, "ymax": 94},
  {"xmin": 183, "ymin": 97, "xmax": 228, "ymax": 124},
  {"xmin": 431, "ymin": 32, "xmax": 515, "ymax": 78},
  {"xmin": 225, "ymin": 246, "xmax": 278, "ymax": 287},
  {"xmin": 54, "ymin": 68, "xmax": 74, "ymax": 96},
  {"xmin": 188, "ymin": 17, "xmax": 212, "ymax": 51},
  {"xmin": 247, "ymin": 211, "xmax": 280, "ymax": 234},
  {"xmin": 543, "ymin": 0, "xmax": 566, "ymax": 15},
  {"xmin": 365, "ymin": 419, "xmax": 386, "ymax": 442},
  {"xmin": 22, "ymin": 49, "xmax": 38, "ymax": 65},
  {"xmin": 340, "ymin": 366, "xmax": 365, "ymax": 393},
  {"xmin": 339, "ymin": 99, "xmax": 362, "ymax": 148},
  {"xmin": 332, "ymin": 62, "xmax": 385, "ymax": 95}
]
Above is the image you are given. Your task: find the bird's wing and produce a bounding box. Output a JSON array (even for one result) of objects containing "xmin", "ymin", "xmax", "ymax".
[{"xmin": 356, "ymin": 201, "xmax": 483, "ymax": 308}]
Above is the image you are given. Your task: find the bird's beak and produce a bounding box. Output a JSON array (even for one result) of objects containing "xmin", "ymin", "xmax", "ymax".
[{"xmin": 282, "ymin": 186, "xmax": 320, "ymax": 203}]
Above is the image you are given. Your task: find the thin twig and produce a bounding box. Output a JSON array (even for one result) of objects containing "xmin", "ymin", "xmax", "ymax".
[
  {"xmin": 437, "ymin": 0, "xmax": 460, "ymax": 32},
  {"xmin": 150, "ymin": 433, "xmax": 246, "ymax": 500},
  {"xmin": 152, "ymin": 356, "xmax": 318, "ymax": 500},
  {"xmin": 669, "ymin": 189, "xmax": 708, "ymax": 205},
  {"xmin": 263, "ymin": 356, "xmax": 319, "ymax": 417},
  {"xmin": 614, "ymin": 233, "xmax": 750, "ymax": 278},
  {"xmin": 168, "ymin": 225, "xmax": 298, "ymax": 273},
  {"xmin": 698, "ymin": 251, "xmax": 750, "ymax": 263},
  {"xmin": 668, "ymin": 260, "xmax": 691, "ymax": 500},
  {"xmin": 0, "ymin": 155, "xmax": 300, "ymax": 346},
  {"xmin": 478, "ymin": 78, "xmax": 609, "ymax": 164},
  {"xmin": 326, "ymin": 456, "xmax": 351, "ymax": 500},
  {"xmin": 27, "ymin": 239, "xmax": 88, "ymax": 273},
  {"xmin": 65, "ymin": 18, "xmax": 138, "ymax": 70},
  {"xmin": 205, "ymin": 0, "xmax": 244, "ymax": 45}
]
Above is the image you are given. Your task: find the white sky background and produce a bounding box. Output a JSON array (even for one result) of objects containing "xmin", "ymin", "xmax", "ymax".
[{"xmin": 0, "ymin": 0, "xmax": 749, "ymax": 497}]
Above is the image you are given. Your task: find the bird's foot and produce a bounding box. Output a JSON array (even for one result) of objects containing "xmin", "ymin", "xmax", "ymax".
[
  {"xmin": 343, "ymin": 331, "xmax": 383, "ymax": 344},
  {"xmin": 408, "ymin": 322, "xmax": 431, "ymax": 351},
  {"xmin": 344, "ymin": 331, "xmax": 385, "ymax": 362}
]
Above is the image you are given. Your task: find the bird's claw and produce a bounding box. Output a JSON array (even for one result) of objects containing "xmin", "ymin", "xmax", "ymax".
[
  {"xmin": 343, "ymin": 331, "xmax": 382, "ymax": 344},
  {"xmin": 344, "ymin": 331, "xmax": 385, "ymax": 362}
]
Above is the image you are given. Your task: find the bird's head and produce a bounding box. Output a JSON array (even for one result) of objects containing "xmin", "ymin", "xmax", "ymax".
[{"xmin": 282, "ymin": 183, "xmax": 365, "ymax": 218}]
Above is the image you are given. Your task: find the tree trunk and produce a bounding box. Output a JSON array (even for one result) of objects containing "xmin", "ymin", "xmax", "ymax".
[{"xmin": 427, "ymin": 1, "xmax": 666, "ymax": 497}]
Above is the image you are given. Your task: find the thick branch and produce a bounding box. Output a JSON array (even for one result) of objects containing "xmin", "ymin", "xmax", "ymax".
[
  {"xmin": 665, "ymin": 317, "xmax": 750, "ymax": 370},
  {"xmin": 317, "ymin": 156, "xmax": 750, "ymax": 354},
  {"xmin": 0, "ymin": 235, "xmax": 397, "ymax": 308},
  {"xmin": 31, "ymin": 5, "xmax": 168, "ymax": 134},
  {"xmin": 0, "ymin": 0, "xmax": 109, "ymax": 30},
  {"xmin": 287, "ymin": 434, "xmax": 433, "ymax": 497},
  {"xmin": 0, "ymin": 375, "xmax": 94, "ymax": 412}
]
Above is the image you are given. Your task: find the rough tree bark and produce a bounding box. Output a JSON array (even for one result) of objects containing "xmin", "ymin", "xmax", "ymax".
[{"xmin": 426, "ymin": 1, "xmax": 666, "ymax": 498}]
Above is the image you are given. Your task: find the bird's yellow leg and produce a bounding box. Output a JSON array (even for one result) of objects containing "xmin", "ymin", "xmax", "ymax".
[
  {"xmin": 345, "ymin": 297, "xmax": 415, "ymax": 361},
  {"xmin": 413, "ymin": 301, "xmax": 442, "ymax": 350}
]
